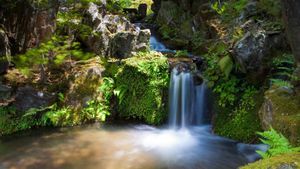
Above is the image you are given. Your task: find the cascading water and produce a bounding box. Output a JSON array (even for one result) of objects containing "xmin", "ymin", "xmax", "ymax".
[{"xmin": 168, "ymin": 68, "xmax": 208, "ymax": 128}]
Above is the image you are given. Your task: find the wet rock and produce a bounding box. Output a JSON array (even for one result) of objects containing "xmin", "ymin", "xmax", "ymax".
[
  {"xmin": 13, "ymin": 86, "xmax": 55, "ymax": 112},
  {"xmin": 64, "ymin": 59, "xmax": 104, "ymax": 110},
  {"xmin": 80, "ymin": 2, "xmax": 150, "ymax": 58},
  {"xmin": 259, "ymin": 86, "xmax": 300, "ymax": 146}
]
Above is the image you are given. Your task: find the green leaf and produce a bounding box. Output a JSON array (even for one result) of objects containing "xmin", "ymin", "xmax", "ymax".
[{"xmin": 218, "ymin": 55, "xmax": 233, "ymax": 78}]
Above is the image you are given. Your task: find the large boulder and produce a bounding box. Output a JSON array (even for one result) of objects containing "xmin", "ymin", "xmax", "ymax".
[
  {"xmin": 233, "ymin": 29, "xmax": 285, "ymax": 81},
  {"xmin": 13, "ymin": 86, "xmax": 55, "ymax": 112},
  {"xmin": 80, "ymin": 3, "xmax": 150, "ymax": 58},
  {"xmin": 259, "ymin": 86, "xmax": 300, "ymax": 146},
  {"xmin": 0, "ymin": 0, "xmax": 59, "ymax": 55}
]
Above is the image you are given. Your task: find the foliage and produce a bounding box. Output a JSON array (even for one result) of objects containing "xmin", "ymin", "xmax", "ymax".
[
  {"xmin": 81, "ymin": 77, "xmax": 115, "ymax": 122},
  {"xmin": 232, "ymin": 27, "xmax": 244, "ymax": 42},
  {"xmin": 211, "ymin": 1, "xmax": 226, "ymax": 15},
  {"xmin": 15, "ymin": 35, "xmax": 93, "ymax": 76},
  {"xmin": 256, "ymin": 128, "xmax": 300, "ymax": 158},
  {"xmin": 0, "ymin": 105, "xmax": 51, "ymax": 135},
  {"xmin": 211, "ymin": 0, "xmax": 247, "ymax": 22},
  {"xmin": 214, "ymin": 85, "xmax": 261, "ymax": 142},
  {"xmin": 204, "ymin": 42, "xmax": 232, "ymax": 87},
  {"xmin": 103, "ymin": 52, "xmax": 169, "ymax": 124},
  {"xmin": 191, "ymin": 31, "xmax": 206, "ymax": 49},
  {"xmin": 213, "ymin": 77, "xmax": 239, "ymax": 107},
  {"xmin": 175, "ymin": 50, "xmax": 189, "ymax": 57},
  {"xmin": 159, "ymin": 25, "xmax": 177, "ymax": 40},
  {"xmin": 204, "ymin": 42, "xmax": 262, "ymax": 142},
  {"xmin": 270, "ymin": 53, "xmax": 296, "ymax": 88},
  {"xmin": 218, "ymin": 55, "xmax": 233, "ymax": 78}
]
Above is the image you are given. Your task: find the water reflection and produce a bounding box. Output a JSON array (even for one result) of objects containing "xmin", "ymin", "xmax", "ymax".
[{"xmin": 0, "ymin": 125, "xmax": 267, "ymax": 169}]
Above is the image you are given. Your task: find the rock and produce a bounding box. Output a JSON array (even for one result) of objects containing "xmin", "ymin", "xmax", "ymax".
[
  {"xmin": 136, "ymin": 29, "xmax": 151, "ymax": 51},
  {"xmin": 0, "ymin": 84, "xmax": 12, "ymax": 101},
  {"xmin": 109, "ymin": 32, "xmax": 137, "ymax": 58},
  {"xmin": 64, "ymin": 59, "xmax": 104, "ymax": 110},
  {"xmin": 80, "ymin": 2, "xmax": 150, "ymax": 58},
  {"xmin": 0, "ymin": 0, "xmax": 59, "ymax": 55},
  {"xmin": 233, "ymin": 29, "xmax": 285, "ymax": 81},
  {"xmin": 0, "ymin": 26, "xmax": 10, "ymax": 74},
  {"xmin": 259, "ymin": 86, "xmax": 300, "ymax": 146},
  {"xmin": 13, "ymin": 86, "xmax": 55, "ymax": 112}
]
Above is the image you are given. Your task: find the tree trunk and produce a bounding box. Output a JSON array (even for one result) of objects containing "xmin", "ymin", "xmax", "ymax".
[{"xmin": 282, "ymin": 0, "xmax": 300, "ymax": 68}]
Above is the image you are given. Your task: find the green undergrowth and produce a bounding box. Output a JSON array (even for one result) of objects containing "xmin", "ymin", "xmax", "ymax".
[
  {"xmin": 204, "ymin": 42, "xmax": 262, "ymax": 142},
  {"xmin": 0, "ymin": 100, "xmax": 111, "ymax": 135},
  {"xmin": 103, "ymin": 51, "xmax": 169, "ymax": 124}
]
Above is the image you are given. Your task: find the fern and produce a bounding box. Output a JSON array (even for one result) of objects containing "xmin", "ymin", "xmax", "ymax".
[
  {"xmin": 270, "ymin": 79, "xmax": 293, "ymax": 88},
  {"xmin": 257, "ymin": 128, "xmax": 300, "ymax": 158}
]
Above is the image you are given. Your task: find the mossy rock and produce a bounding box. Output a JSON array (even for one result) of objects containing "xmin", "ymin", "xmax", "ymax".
[
  {"xmin": 64, "ymin": 58, "xmax": 105, "ymax": 111},
  {"xmin": 259, "ymin": 86, "xmax": 300, "ymax": 146},
  {"xmin": 240, "ymin": 152, "xmax": 300, "ymax": 169},
  {"xmin": 105, "ymin": 52, "xmax": 169, "ymax": 124}
]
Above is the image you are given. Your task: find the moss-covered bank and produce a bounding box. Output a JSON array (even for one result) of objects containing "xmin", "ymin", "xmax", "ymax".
[{"xmin": 240, "ymin": 152, "xmax": 300, "ymax": 169}]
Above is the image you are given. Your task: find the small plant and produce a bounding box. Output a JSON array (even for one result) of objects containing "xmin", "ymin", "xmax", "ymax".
[
  {"xmin": 257, "ymin": 128, "xmax": 300, "ymax": 158},
  {"xmin": 211, "ymin": 1, "xmax": 226, "ymax": 15},
  {"xmin": 175, "ymin": 50, "xmax": 189, "ymax": 57},
  {"xmin": 213, "ymin": 76, "xmax": 239, "ymax": 107}
]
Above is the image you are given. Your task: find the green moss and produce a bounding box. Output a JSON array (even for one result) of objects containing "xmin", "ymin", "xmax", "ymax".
[
  {"xmin": 214, "ymin": 105, "xmax": 262, "ymax": 142},
  {"xmin": 213, "ymin": 85, "xmax": 263, "ymax": 143},
  {"xmin": 240, "ymin": 152, "xmax": 300, "ymax": 169},
  {"xmin": 261, "ymin": 87, "xmax": 300, "ymax": 146},
  {"xmin": 105, "ymin": 52, "xmax": 169, "ymax": 124}
]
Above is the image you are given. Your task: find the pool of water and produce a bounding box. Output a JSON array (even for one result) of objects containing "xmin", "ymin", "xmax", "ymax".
[{"xmin": 0, "ymin": 124, "xmax": 267, "ymax": 169}]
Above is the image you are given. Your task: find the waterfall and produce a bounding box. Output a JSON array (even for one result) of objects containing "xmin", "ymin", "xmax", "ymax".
[
  {"xmin": 168, "ymin": 67, "xmax": 207, "ymax": 128},
  {"xmin": 150, "ymin": 36, "xmax": 175, "ymax": 53}
]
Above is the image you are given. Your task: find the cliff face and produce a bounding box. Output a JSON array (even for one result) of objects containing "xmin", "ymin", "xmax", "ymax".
[{"xmin": 0, "ymin": 0, "xmax": 59, "ymax": 57}]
